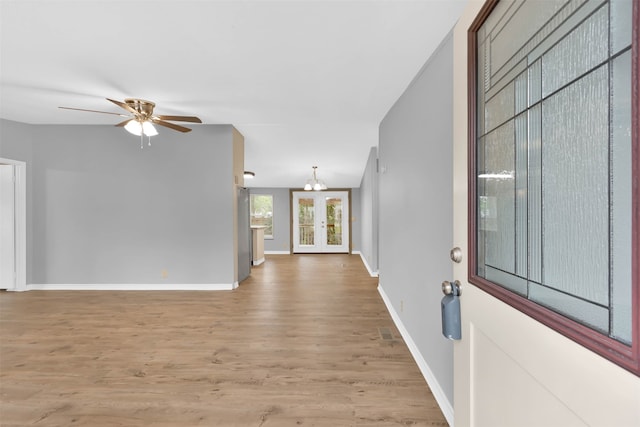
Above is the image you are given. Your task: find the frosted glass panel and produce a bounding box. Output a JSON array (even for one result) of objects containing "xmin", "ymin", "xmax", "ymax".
[
  {"xmin": 475, "ymin": 0, "xmax": 633, "ymax": 344},
  {"xmin": 485, "ymin": 82, "xmax": 514, "ymax": 133},
  {"xmin": 515, "ymin": 72, "xmax": 528, "ymax": 115},
  {"xmin": 486, "ymin": 266, "xmax": 527, "ymax": 297},
  {"xmin": 528, "ymin": 59, "xmax": 542, "ymax": 107},
  {"xmin": 610, "ymin": 0, "xmax": 633, "ymax": 55},
  {"xmin": 528, "ymin": 105, "xmax": 542, "ymax": 284},
  {"xmin": 490, "ymin": 0, "xmax": 568, "ymax": 74},
  {"xmin": 530, "ymin": 283, "xmax": 609, "ymax": 333},
  {"xmin": 611, "ymin": 50, "xmax": 632, "ymax": 343},
  {"xmin": 515, "ymin": 113, "xmax": 527, "ymax": 278},
  {"xmin": 482, "ymin": 121, "xmax": 515, "ymax": 274},
  {"xmin": 477, "ymin": 137, "xmax": 487, "ymax": 277},
  {"xmin": 542, "ymin": 65, "xmax": 609, "ymax": 305},
  {"xmin": 542, "ymin": 6, "xmax": 608, "ymax": 97}
]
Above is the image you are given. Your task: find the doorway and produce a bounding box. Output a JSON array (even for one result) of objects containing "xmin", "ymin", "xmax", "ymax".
[
  {"xmin": 291, "ymin": 190, "xmax": 350, "ymax": 253},
  {"xmin": 0, "ymin": 158, "xmax": 26, "ymax": 291}
]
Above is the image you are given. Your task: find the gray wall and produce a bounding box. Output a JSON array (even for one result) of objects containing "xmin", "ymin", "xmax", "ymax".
[
  {"xmin": 248, "ymin": 187, "xmax": 291, "ymax": 253},
  {"xmin": 1, "ymin": 120, "xmax": 238, "ymax": 285},
  {"xmin": 358, "ymin": 147, "xmax": 378, "ymax": 274},
  {"xmin": 350, "ymin": 188, "xmax": 361, "ymax": 253},
  {"xmin": 378, "ymin": 32, "xmax": 454, "ymax": 404}
]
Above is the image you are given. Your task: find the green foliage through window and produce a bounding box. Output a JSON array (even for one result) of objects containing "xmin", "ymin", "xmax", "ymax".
[{"xmin": 250, "ymin": 194, "xmax": 273, "ymax": 238}]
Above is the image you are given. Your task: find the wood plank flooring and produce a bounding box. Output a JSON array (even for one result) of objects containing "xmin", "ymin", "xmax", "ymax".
[{"xmin": 0, "ymin": 254, "xmax": 447, "ymax": 426}]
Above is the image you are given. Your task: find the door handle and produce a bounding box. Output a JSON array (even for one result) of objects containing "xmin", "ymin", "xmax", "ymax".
[
  {"xmin": 450, "ymin": 247, "xmax": 462, "ymax": 263},
  {"xmin": 441, "ymin": 280, "xmax": 462, "ymax": 340},
  {"xmin": 442, "ymin": 280, "xmax": 462, "ymax": 296}
]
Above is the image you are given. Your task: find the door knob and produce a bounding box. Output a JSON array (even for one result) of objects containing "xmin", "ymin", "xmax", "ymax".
[
  {"xmin": 441, "ymin": 280, "xmax": 462, "ymax": 340},
  {"xmin": 442, "ymin": 280, "xmax": 462, "ymax": 296},
  {"xmin": 450, "ymin": 247, "xmax": 462, "ymax": 263}
]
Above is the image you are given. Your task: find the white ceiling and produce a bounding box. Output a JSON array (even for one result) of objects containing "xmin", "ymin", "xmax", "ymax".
[{"xmin": 0, "ymin": 0, "xmax": 467, "ymax": 188}]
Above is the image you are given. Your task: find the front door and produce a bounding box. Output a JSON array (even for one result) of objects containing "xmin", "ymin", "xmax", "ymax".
[
  {"xmin": 452, "ymin": 2, "xmax": 639, "ymax": 426},
  {"xmin": 292, "ymin": 191, "xmax": 350, "ymax": 253}
]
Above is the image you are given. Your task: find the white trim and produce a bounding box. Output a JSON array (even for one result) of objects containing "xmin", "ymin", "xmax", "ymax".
[
  {"xmin": 264, "ymin": 250, "xmax": 290, "ymax": 255},
  {"xmin": 252, "ymin": 257, "xmax": 265, "ymax": 266},
  {"xmin": 0, "ymin": 158, "xmax": 26, "ymax": 292},
  {"xmin": 27, "ymin": 283, "xmax": 237, "ymax": 291},
  {"xmin": 354, "ymin": 251, "xmax": 378, "ymax": 277},
  {"xmin": 377, "ymin": 283, "xmax": 454, "ymax": 426}
]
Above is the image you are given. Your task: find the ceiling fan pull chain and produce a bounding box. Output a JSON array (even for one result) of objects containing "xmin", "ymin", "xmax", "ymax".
[
  {"xmin": 148, "ymin": 135, "xmax": 151, "ymax": 147},
  {"xmin": 140, "ymin": 134, "xmax": 144, "ymax": 149}
]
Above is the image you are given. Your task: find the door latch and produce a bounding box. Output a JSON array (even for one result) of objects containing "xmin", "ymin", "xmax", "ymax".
[{"xmin": 441, "ymin": 280, "xmax": 462, "ymax": 340}]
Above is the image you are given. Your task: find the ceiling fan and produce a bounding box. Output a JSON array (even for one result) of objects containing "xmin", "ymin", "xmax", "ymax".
[{"xmin": 59, "ymin": 98, "xmax": 202, "ymax": 136}]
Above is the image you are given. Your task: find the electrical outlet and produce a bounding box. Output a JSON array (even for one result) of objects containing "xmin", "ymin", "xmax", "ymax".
[{"xmin": 161, "ymin": 269, "xmax": 168, "ymax": 279}]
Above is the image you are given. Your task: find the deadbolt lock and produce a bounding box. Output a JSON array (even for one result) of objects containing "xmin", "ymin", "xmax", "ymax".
[{"xmin": 450, "ymin": 247, "xmax": 462, "ymax": 263}]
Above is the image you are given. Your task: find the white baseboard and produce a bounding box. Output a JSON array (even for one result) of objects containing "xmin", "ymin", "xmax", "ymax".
[
  {"xmin": 377, "ymin": 283, "xmax": 454, "ymax": 426},
  {"xmin": 264, "ymin": 251, "xmax": 290, "ymax": 255},
  {"xmin": 252, "ymin": 257, "xmax": 265, "ymax": 266},
  {"xmin": 354, "ymin": 251, "xmax": 378, "ymax": 277},
  {"xmin": 26, "ymin": 283, "xmax": 237, "ymax": 291}
]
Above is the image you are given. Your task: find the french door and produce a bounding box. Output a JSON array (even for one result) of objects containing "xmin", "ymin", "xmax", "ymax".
[{"xmin": 292, "ymin": 191, "xmax": 349, "ymax": 253}]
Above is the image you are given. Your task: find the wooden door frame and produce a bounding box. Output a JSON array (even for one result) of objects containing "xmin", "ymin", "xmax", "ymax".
[{"xmin": 289, "ymin": 189, "xmax": 352, "ymax": 254}]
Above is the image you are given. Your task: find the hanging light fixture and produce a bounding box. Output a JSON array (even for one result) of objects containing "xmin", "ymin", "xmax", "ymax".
[
  {"xmin": 304, "ymin": 166, "xmax": 327, "ymax": 191},
  {"xmin": 124, "ymin": 119, "xmax": 158, "ymax": 137},
  {"xmin": 124, "ymin": 119, "xmax": 158, "ymax": 149}
]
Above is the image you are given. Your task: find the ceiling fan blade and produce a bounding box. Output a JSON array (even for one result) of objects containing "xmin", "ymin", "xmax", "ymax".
[
  {"xmin": 156, "ymin": 115, "xmax": 202, "ymax": 123},
  {"xmin": 106, "ymin": 98, "xmax": 138, "ymax": 115},
  {"xmin": 58, "ymin": 106, "xmax": 129, "ymax": 117},
  {"xmin": 115, "ymin": 119, "xmax": 133, "ymax": 127},
  {"xmin": 151, "ymin": 118, "xmax": 192, "ymax": 133}
]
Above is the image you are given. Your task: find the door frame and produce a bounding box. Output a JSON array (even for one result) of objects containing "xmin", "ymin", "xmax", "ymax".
[
  {"xmin": 0, "ymin": 157, "xmax": 26, "ymax": 292},
  {"xmin": 289, "ymin": 188, "xmax": 352, "ymax": 254}
]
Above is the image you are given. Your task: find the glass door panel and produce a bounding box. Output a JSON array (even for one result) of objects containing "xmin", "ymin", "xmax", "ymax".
[
  {"xmin": 298, "ymin": 198, "xmax": 315, "ymax": 246},
  {"xmin": 325, "ymin": 197, "xmax": 343, "ymax": 247}
]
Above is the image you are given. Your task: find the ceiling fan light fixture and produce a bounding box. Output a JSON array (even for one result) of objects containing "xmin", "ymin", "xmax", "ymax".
[
  {"xmin": 124, "ymin": 120, "xmax": 143, "ymax": 136},
  {"xmin": 142, "ymin": 121, "xmax": 158, "ymax": 136},
  {"xmin": 59, "ymin": 98, "xmax": 202, "ymax": 147}
]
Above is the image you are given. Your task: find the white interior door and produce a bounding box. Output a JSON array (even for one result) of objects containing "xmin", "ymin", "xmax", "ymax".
[
  {"xmin": 452, "ymin": 3, "xmax": 639, "ymax": 427},
  {"xmin": 0, "ymin": 164, "xmax": 16, "ymax": 290},
  {"xmin": 292, "ymin": 191, "xmax": 349, "ymax": 253}
]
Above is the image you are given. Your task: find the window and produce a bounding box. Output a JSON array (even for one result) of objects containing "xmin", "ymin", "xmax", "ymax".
[
  {"xmin": 469, "ymin": 0, "xmax": 638, "ymax": 374},
  {"xmin": 250, "ymin": 194, "xmax": 273, "ymax": 239}
]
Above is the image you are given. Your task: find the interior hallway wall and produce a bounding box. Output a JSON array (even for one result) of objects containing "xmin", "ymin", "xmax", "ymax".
[
  {"xmin": 377, "ymin": 30, "xmax": 455, "ymax": 416},
  {"xmin": 358, "ymin": 147, "xmax": 378, "ymax": 276}
]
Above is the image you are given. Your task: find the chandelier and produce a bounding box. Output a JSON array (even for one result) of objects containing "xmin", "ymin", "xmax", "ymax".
[{"xmin": 304, "ymin": 166, "xmax": 327, "ymax": 191}]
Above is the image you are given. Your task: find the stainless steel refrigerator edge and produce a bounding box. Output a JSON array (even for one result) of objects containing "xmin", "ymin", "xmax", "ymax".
[{"xmin": 237, "ymin": 187, "xmax": 251, "ymax": 283}]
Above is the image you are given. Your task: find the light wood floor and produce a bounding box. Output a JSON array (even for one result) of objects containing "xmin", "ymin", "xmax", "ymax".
[{"xmin": 0, "ymin": 254, "xmax": 447, "ymax": 426}]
